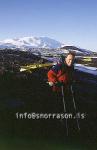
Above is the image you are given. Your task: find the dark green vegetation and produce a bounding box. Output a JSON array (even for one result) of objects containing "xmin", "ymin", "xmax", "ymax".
[{"xmin": 0, "ymin": 49, "xmax": 97, "ymax": 149}]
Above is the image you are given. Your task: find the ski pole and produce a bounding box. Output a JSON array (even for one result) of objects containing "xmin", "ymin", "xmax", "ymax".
[
  {"xmin": 71, "ymin": 85, "xmax": 80, "ymax": 131},
  {"xmin": 61, "ymin": 86, "xmax": 68, "ymax": 136}
]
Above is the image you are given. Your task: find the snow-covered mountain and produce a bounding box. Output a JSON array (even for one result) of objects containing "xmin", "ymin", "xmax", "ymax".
[
  {"xmin": 0, "ymin": 36, "xmax": 94, "ymax": 56},
  {"xmin": 0, "ymin": 36, "xmax": 63, "ymax": 49},
  {"xmin": 61, "ymin": 46, "xmax": 93, "ymax": 55}
]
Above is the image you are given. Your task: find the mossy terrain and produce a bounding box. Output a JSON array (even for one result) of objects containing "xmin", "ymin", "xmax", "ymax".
[{"xmin": 0, "ymin": 49, "xmax": 97, "ymax": 149}]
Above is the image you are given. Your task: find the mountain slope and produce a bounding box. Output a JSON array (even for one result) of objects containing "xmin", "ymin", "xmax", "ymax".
[
  {"xmin": 0, "ymin": 36, "xmax": 63, "ymax": 49},
  {"xmin": 0, "ymin": 36, "xmax": 94, "ymax": 55},
  {"xmin": 61, "ymin": 46, "xmax": 93, "ymax": 54}
]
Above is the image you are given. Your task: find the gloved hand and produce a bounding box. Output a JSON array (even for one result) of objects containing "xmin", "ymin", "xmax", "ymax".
[
  {"xmin": 48, "ymin": 82, "xmax": 54, "ymax": 86},
  {"xmin": 55, "ymin": 81, "xmax": 64, "ymax": 87}
]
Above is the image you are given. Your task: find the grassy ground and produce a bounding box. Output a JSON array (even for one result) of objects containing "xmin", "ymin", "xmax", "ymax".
[{"xmin": 0, "ymin": 72, "xmax": 97, "ymax": 150}]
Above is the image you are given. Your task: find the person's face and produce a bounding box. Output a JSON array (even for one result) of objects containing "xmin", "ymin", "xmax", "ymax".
[{"xmin": 65, "ymin": 54, "xmax": 74, "ymax": 66}]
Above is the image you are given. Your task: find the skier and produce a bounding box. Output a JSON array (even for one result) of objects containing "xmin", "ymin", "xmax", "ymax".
[{"xmin": 47, "ymin": 52, "xmax": 80, "ymax": 135}]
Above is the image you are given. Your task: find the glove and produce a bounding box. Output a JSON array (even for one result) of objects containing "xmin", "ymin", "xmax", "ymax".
[
  {"xmin": 55, "ymin": 81, "xmax": 64, "ymax": 87},
  {"xmin": 48, "ymin": 82, "xmax": 54, "ymax": 86}
]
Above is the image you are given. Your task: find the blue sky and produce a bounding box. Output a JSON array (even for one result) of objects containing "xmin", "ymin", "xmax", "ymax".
[{"xmin": 0, "ymin": 0, "xmax": 97, "ymax": 51}]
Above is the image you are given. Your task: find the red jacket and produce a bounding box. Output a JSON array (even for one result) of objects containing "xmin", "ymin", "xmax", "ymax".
[{"xmin": 47, "ymin": 63, "xmax": 74, "ymax": 92}]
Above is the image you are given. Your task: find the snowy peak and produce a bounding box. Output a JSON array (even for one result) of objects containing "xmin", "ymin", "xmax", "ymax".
[
  {"xmin": 0, "ymin": 36, "xmax": 63, "ymax": 49},
  {"xmin": 0, "ymin": 36, "xmax": 94, "ymax": 55},
  {"xmin": 61, "ymin": 45, "xmax": 93, "ymax": 54}
]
